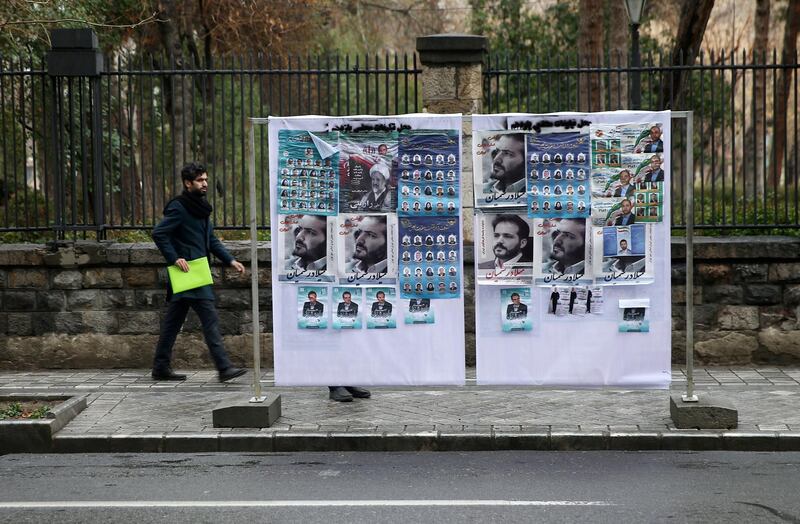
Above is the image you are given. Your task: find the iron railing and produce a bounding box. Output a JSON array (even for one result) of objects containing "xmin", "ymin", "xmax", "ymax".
[
  {"xmin": 0, "ymin": 52, "xmax": 421, "ymax": 239},
  {"xmin": 1, "ymin": 48, "xmax": 799, "ymax": 237},
  {"xmin": 485, "ymin": 50, "xmax": 800, "ymax": 230}
]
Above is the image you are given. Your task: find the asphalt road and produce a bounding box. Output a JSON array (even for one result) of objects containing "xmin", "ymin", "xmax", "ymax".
[{"xmin": 1, "ymin": 451, "xmax": 799, "ymax": 523}]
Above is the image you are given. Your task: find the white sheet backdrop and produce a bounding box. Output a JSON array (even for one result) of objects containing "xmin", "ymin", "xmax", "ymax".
[
  {"xmin": 474, "ymin": 111, "xmax": 672, "ymax": 388},
  {"xmin": 268, "ymin": 114, "xmax": 466, "ymax": 386}
]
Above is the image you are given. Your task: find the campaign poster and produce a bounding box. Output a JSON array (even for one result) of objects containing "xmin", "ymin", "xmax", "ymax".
[
  {"xmin": 404, "ymin": 298, "xmax": 435, "ymax": 325},
  {"xmin": 332, "ymin": 286, "xmax": 362, "ymax": 330},
  {"xmin": 475, "ymin": 211, "xmax": 533, "ymax": 285},
  {"xmin": 297, "ymin": 286, "xmax": 328, "ymax": 329},
  {"xmin": 618, "ymin": 298, "xmax": 651, "ymax": 332},
  {"xmin": 500, "ymin": 287, "xmax": 532, "ymax": 332},
  {"xmin": 545, "ymin": 285, "xmax": 595, "ymax": 317},
  {"xmin": 588, "ymin": 286, "xmax": 604, "ymax": 315},
  {"xmin": 276, "ymin": 130, "xmax": 339, "ymax": 216},
  {"xmin": 591, "ymin": 224, "xmax": 654, "ymax": 285},
  {"xmin": 365, "ymin": 286, "xmax": 397, "ymax": 329},
  {"xmin": 590, "ymin": 123, "xmax": 666, "ymax": 223},
  {"xmin": 525, "ymin": 131, "xmax": 591, "ymax": 219},
  {"xmin": 397, "ymin": 130, "xmax": 460, "ymax": 217},
  {"xmin": 338, "ymin": 131, "xmax": 398, "ymax": 213},
  {"xmin": 336, "ymin": 213, "xmax": 397, "ymax": 285},
  {"xmin": 277, "ymin": 214, "xmax": 336, "ymax": 283},
  {"xmin": 473, "ymin": 130, "xmax": 528, "ymax": 208},
  {"xmin": 532, "ymin": 218, "xmax": 592, "ymax": 286},
  {"xmin": 398, "ymin": 216, "xmax": 461, "ymax": 299}
]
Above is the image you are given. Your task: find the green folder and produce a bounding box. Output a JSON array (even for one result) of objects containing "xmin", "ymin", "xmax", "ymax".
[{"xmin": 167, "ymin": 257, "xmax": 213, "ymax": 294}]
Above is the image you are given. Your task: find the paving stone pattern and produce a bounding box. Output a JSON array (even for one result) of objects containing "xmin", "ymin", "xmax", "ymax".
[{"xmin": 2, "ymin": 367, "xmax": 799, "ymax": 437}]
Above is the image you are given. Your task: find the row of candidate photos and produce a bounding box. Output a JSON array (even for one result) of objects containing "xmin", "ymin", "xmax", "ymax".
[
  {"xmin": 279, "ymin": 212, "xmax": 463, "ymax": 298},
  {"xmin": 276, "ymin": 127, "xmax": 464, "ymax": 300},
  {"xmin": 276, "ymin": 129, "xmax": 461, "ymax": 218},
  {"xmin": 296, "ymin": 285, "xmax": 437, "ymax": 330},
  {"xmin": 499, "ymin": 285, "xmax": 606, "ymax": 332},
  {"xmin": 473, "ymin": 120, "xmax": 666, "ymax": 288}
]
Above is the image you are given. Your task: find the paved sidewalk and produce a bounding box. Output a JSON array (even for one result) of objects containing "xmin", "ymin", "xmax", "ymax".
[{"xmin": 2, "ymin": 367, "xmax": 800, "ymax": 453}]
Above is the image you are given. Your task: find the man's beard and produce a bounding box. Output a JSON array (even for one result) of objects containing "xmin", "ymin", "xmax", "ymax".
[{"xmin": 189, "ymin": 186, "xmax": 206, "ymax": 197}]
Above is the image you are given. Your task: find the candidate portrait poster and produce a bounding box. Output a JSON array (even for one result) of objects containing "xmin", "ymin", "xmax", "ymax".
[
  {"xmin": 475, "ymin": 211, "xmax": 534, "ymax": 285},
  {"xmin": 404, "ymin": 298, "xmax": 435, "ymax": 325},
  {"xmin": 336, "ymin": 213, "xmax": 398, "ymax": 284},
  {"xmin": 500, "ymin": 287, "xmax": 532, "ymax": 332},
  {"xmin": 332, "ymin": 286, "xmax": 362, "ymax": 330},
  {"xmin": 365, "ymin": 286, "xmax": 397, "ymax": 329},
  {"xmin": 338, "ymin": 131, "xmax": 398, "ymax": 213},
  {"xmin": 473, "ymin": 130, "xmax": 528, "ymax": 208},
  {"xmin": 532, "ymin": 217, "xmax": 592, "ymax": 286},
  {"xmin": 276, "ymin": 130, "xmax": 339, "ymax": 216},
  {"xmin": 277, "ymin": 214, "xmax": 336, "ymax": 283},
  {"xmin": 297, "ymin": 286, "xmax": 328, "ymax": 329}
]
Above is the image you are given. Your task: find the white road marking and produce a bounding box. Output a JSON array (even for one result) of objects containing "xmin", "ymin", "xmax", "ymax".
[{"xmin": 0, "ymin": 500, "xmax": 614, "ymax": 508}]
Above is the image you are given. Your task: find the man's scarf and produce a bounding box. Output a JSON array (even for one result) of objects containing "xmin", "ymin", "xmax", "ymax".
[{"xmin": 166, "ymin": 189, "xmax": 212, "ymax": 219}]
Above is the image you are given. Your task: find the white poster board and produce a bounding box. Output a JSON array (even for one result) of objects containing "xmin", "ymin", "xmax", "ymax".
[
  {"xmin": 473, "ymin": 111, "xmax": 672, "ymax": 388},
  {"xmin": 268, "ymin": 114, "xmax": 466, "ymax": 385}
]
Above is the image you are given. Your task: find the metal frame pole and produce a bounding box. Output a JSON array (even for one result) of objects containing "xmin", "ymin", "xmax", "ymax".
[
  {"xmin": 247, "ymin": 118, "xmax": 265, "ymax": 402},
  {"xmin": 682, "ymin": 111, "xmax": 698, "ymax": 402}
]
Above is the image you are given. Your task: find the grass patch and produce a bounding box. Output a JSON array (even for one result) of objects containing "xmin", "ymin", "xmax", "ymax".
[{"xmin": 0, "ymin": 401, "xmax": 54, "ymax": 420}]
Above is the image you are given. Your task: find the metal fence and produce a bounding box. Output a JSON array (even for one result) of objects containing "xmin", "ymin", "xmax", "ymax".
[
  {"xmin": 0, "ymin": 53, "xmax": 420, "ymax": 239},
  {"xmin": 1, "ymin": 47, "xmax": 799, "ymax": 237},
  {"xmin": 485, "ymin": 50, "xmax": 800, "ymax": 230}
]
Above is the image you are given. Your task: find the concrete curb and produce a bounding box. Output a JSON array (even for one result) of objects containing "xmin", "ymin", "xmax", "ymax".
[
  {"xmin": 0, "ymin": 394, "xmax": 88, "ymax": 453},
  {"xmin": 45, "ymin": 430, "xmax": 800, "ymax": 454}
]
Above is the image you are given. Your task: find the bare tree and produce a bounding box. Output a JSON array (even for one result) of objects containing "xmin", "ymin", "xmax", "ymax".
[
  {"xmin": 605, "ymin": 0, "xmax": 628, "ymax": 110},
  {"xmin": 773, "ymin": 0, "xmax": 800, "ymax": 188},
  {"xmin": 578, "ymin": 0, "xmax": 603, "ymax": 111},
  {"xmin": 659, "ymin": 0, "xmax": 715, "ymax": 109},
  {"xmin": 747, "ymin": 0, "xmax": 770, "ymax": 193}
]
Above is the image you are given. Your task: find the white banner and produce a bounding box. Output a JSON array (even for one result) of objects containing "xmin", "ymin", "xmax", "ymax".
[
  {"xmin": 268, "ymin": 114, "xmax": 466, "ymax": 385},
  {"xmin": 473, "ymin": 111, "xmax": 672, "ymax": 388}
]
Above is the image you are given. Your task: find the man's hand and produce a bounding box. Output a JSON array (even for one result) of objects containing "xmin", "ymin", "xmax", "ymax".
[
  {"xmin": 175, "ymin": 258, "xmax": 190, "ymax": 272},
  {"xmin": 231, "ymin": 260, "xmax": 246, "ymax": 274}
]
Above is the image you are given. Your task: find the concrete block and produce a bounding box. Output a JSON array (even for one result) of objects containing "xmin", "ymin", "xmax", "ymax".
[
  {"xmin": 52, "ymin": 270, "xmax": 83, "ymax": 289},
  {"xmin": 669, "ymin": 394, "xmax": 738, "ymax": 429},
  {"xmin": 212, "ymin": 394, "xmax": 281, "ymax": 428},
  {"xmin": 9, "ymin": 269, "xmax": 49, "ymax": 289}
]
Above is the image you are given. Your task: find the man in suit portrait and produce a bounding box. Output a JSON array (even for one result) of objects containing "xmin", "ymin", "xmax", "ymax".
[
  {"xmin": 371, "ymin": 291, "xmax": 393, "ymax": 317},
  {"xmin": 506, "ymin": 292, "xmax": 528, "ymax": 320},
  {"xmin": 611, "ymin": 169, "xmax": 635, "ymax": 197},
  {"xmin": 478, "ymin": 214, "xmax": 532, "ymax": 271},
  {"xmin": 336, "ymin": 291, "xmax": 358, "ymax": 318},
  {"xmin": 644, "ymin": 154, "xmax": 665, "ymax": 182},
  {"xmin": 302, "ymin": 291, "xmax": 324, "ymax": 317},
  {"xmin": 618, "ymin": 239, "xmax": 633, "ymax": 255},
  {"xmin": 614, "ymin": 199, "xmax": 636, "ymax": 226},
  {"xmin": 635, "ymin": 125, "xmax": 664, "ymax": 153}
]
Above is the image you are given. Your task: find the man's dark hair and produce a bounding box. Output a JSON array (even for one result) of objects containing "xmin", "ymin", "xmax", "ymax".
[
  {"xmin": 491, "ymin": 214, "xmax": 530, "ymax": 239},
  {"xmin": 511, "ymin": 292, "xmax": 520, "ymax": 299},
  {"xmin": 308, "ymin": 291, "xmax": 317, "ymax": 298},
  {"xmin": 342, "ymin": 291, "xmax": 351, "ymax": 298},
  {"xmin": 181, "ymin": 162, "xmax": 207, "ymax": 184}
]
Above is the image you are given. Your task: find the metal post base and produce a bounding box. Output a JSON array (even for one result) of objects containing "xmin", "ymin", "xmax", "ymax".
[{"xmin": 681, "ymin": 394, "xmax": 699, "ymax": 403}]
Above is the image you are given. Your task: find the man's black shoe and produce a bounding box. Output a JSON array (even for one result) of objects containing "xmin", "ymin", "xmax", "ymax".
[
  {"xmin": 151, "ymin": 369, "xmax": 187, "ymax": 381},
  {"xmin": 345, "ymin": 386, "xmax": 371, "ymax": 399},
  {"xmin": 219, "ymin": 367, "xmax": 246, "ymax": 383},
  {"xmin": 329, "ymin": 386, "xmax": 353, "ymax": 402}
]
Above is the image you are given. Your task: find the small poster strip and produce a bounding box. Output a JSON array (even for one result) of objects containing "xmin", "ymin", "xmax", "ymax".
[
  {"xmin": 501, "ymin": 287, "xmax": 532, "ymax": 332},
  {"xmin": 365, "ymin": 286, "xmax": 397, "ymax": 329},
  {"xmin": 590, "ymin": 224, "xmax": 654, "ymax": 285},
  {"xmin": 332, "ymin": 286, "xmax": 362, "ymax": 330},
  {"xmin": 297, "ymin": 285, "xmax": 328, "ymax": 329}
]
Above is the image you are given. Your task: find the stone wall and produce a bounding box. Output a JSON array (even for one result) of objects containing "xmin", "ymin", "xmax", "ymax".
[{"xmin": 1, "ymin": 237, "xmax": 800, "ymax": 369}]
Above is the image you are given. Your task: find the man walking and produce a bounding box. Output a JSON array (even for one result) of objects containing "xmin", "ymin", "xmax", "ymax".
[{"xmin": 151, "ymin": 163, "xmax": 247, "ymax": 383}]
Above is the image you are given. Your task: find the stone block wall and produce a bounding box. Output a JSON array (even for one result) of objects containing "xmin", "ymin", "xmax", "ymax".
[
  {"xmin": 0, "ymin": 242, "xmax": 272, "ymax": 370},
  {"xmin": 1, "ymin": 236, "xmax": 800, "ymax": 369}
]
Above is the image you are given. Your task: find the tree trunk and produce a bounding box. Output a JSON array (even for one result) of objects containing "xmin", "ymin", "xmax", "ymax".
[
  {"xmin": 659, "ymin": 0, "xmax": 715, "ymax": 109},
  {"xmin": 746, "ymin": 0, "xmax": 770, "ymax": 195},
  {"xmin": 578, "ymin": 0, "xmax": 603, "ymax": 111},
  {"xmin": 157, "ymin": 0, "xmax": 195, "ymax": 199},
  {"xmin": 772, "ymin": 0, "xmax": 800, "ymax": 189},
  {"xmin": 605, "ymin": 0, "xmax": 628, "ymax": 110}
]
